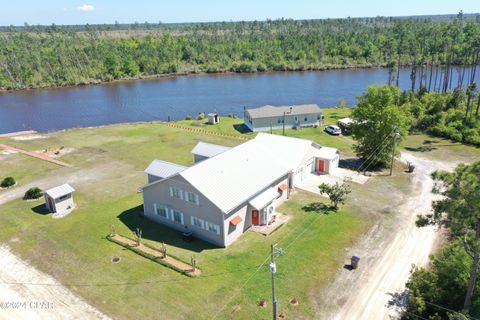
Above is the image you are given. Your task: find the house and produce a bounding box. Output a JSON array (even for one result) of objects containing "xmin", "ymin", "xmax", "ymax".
[
  {"xmin": 44, "ymin": 184, "xmax": 75, "ymax": 216},
  {"xmin": 207, "ymin": 113, "xmax": 220, "ymax": 125},
  {"xmin": 191, "ymin": 142, "xmax": 231, "ymax": 164},
  {"xmin": 243, "ymin": 104, "xmax": 323, "ymax": 132},
  {"xmin": 141, "ymin": 133, "xmax": 339, "ymax": 247}
]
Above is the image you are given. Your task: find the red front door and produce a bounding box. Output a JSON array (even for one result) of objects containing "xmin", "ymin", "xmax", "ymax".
[
  {"xmin": 252, "ymin": 210, "xmax": 259, "ymax": 225},
  {"xmin": 47, "ymin": 196, "xmax": 54, "ymax": 212},
  {"xmin": 318, "ymin": 160, "xmax": 325, "ymax": 173}
]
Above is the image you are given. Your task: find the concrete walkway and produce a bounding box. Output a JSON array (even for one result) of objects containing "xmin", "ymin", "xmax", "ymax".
[
  {"xmin": 0, "ymin": 144, "xmax": 70, "ymax": 167},
  {"xmin": 297, "ymin": 169, "xmax": 369, "ymax": 195}
]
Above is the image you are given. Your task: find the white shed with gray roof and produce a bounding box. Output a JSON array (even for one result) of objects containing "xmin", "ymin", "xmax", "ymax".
[
  {"xmin": 244, "ymin": 104, "xmax": 323, "ymax": 132},
  {"xmin": 44, "ymin": 184, "xmax": 75, "ymax": 217}
]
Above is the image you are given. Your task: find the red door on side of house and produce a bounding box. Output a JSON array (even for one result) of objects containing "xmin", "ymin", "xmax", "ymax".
[
  {"xmin": 318, "ymin": 160, "xmax": 325, "ymax": 173},
  {"xmin": 252, "ymin": 210, "xmax": 260, "ymax": 225},
  {"xmin": 47, "ymin": 196, "xmax": 54, "ymax": 212}
]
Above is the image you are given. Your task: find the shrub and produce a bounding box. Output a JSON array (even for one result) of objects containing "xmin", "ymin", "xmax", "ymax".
[
  {"xmin": 24, "ymin": 187, "xmax": 43, "ymax": 200},
  {"xmin": 197, "ymin": 113, "xmax": 205, "ymax": 120},
  {"xmin": 1, "ymin": 177, "xmax": 16, "ymax": 188},
  {"xmin": 185, "ymin": 115, "xmax": 192, "ymax": 120}
]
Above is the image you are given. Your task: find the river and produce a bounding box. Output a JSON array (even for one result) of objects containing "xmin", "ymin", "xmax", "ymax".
[{"xmin": 0, "ymin": 67, "xmax": 477, "ymax": 133}]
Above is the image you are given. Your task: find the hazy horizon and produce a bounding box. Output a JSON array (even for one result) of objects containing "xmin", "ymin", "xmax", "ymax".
[{"xmin": 1, "ymin": 0, "xmax": 479, "ymax": 27}]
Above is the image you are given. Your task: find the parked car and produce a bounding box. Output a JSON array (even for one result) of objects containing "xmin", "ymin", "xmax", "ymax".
[{"xmin": 325, "ymin": 125, "xmax": 342, "ymax": 135}]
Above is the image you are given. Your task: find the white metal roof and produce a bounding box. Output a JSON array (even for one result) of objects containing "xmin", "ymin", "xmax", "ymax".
[
  {"xmin": 249, "ymin": 187, "xmax": 279, "ymax": 210},
  {"xmin": 144, "ymin": 160, "xmax": 187, "ymax": 179},
  {"xmin": 253, "ymin": 133, "xmax": 314, "ymax": 169},
  {"xmin": 247, "ymin": 104, "xmax": 321, "ymax": 119},
  {"xmin": 314, "ymin": 146, "xmax": 339, "ymax": 160},
  {"xmin": 143, "ymin": 133, "xmax": 339, "ymax": 214},
  {"xmin": 180, "ymin": 138, "xmax": 291, "ymax": 213},
  {"xmin": 45, "ymin": 184, "xmax": 75, "ymax": 199},
  {"xmin": 191, "ymin": 142, "xmax": 230, "ymax": 158},
  {"xmin": 338, "ymin": 118, "xmax": 354, "ymax": 126}
]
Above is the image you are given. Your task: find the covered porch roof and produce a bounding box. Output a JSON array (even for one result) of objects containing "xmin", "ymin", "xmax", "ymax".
[{"xmin": 249, "ymin": 187, "xmax": 279, "ymax": 210}]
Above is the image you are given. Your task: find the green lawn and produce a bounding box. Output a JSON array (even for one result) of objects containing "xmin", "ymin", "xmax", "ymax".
[
  {"xmin": 0, "ymin": 120, "xmax": 369, "ymax": 320},
  {"xmin": 0, "ymin": 189, "xmax": 367, "ymax": 319},
  {"xmin": 402, "ymin": 133, "xmax": 480, "ymax": 164},
  {"xmin": 6, "ymin": 114, "xmax": 474, "ymax": 319}
]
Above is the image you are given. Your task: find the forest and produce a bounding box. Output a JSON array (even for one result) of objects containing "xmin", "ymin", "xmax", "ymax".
[{"xmin": 0, "ymin": 13, "xmax": 479, "ymax": 90}]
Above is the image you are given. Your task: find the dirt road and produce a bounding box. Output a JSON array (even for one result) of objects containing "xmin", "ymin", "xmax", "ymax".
[
  {"xmin": 0, "ymin": 245, "xmax": 111, "ymax": 320},
  {"xmin": 322, "ymin": 152, "xmax": 458, "ymax": 320}
]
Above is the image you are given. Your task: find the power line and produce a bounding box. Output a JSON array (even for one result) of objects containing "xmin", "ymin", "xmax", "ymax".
[
  {"xmin": 0, "ymin": 264, "xmax": 265, "ymax": 288},
  {"xmin": 213, "ymin": 208, "xmax": 325, "ymax": 319},
  {"xmin": 424, "ymin": 301, "xmax": 479, "ymax": 320}
]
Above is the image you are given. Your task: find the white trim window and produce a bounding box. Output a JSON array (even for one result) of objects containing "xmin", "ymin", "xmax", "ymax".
[
  {"xmin": 169, "ymin": 187, "xmax": 183, "ymax": 200},
  {"xmin": 171, "ymin": 210, "xmax": 184, "ymax": 224},
  {"xmin": 205, "ymin": 221, "xmax": 220, "ymax": 235},
  {"xmin": 191, "ymin": 216, "xmax": 204, "ymax": 229},
  {"xmin": 185, "ymin": 191, "xmax": 199, "ymax": 205},
  {"xmin": 154, "ymin": 204, "xmax": 169, "ymax": 219}
]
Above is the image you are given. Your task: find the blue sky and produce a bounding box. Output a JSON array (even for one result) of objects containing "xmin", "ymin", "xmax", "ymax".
[{"xmin": 2, "ymin": 0, "xmax": 478, "ymax": 26}]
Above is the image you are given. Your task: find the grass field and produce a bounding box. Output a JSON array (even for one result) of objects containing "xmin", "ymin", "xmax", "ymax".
[
  {"xmin": 2, "ymin": 109, "xmax": 476, "ymax": 319},
  {"xmin": 402, "ymin": 133, "xmax": 480, "ymax": 163},
  {"xmin": 0, "ymin": 117, "xmax": 371, "ymax": 320}
]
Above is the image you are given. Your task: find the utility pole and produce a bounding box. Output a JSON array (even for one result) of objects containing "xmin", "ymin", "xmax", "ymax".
[
  {"xmin": 269, "ymin": 243, "xmax": 284, "ymax": 320},
  {"xmin": 390, "ymin": 129, "xmax": 401, "ymax": 176},
  {"xmin": 282, "ymin": 107, "xmax": 293, "ymax": 136}
]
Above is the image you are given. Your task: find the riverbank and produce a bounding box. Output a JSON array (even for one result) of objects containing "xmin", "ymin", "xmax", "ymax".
[{"xmin": 0, "ymin": 64, "xmax": 392, "ymax": 93}]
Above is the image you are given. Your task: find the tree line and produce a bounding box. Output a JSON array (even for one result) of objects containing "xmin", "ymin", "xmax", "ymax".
[{"xmin": 0, "ymin": 13, "xmax": 479, "ymax": 90}]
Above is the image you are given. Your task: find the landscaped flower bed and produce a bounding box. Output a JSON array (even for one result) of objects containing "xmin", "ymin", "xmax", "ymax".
[{"xmin": 106, "ymin": 234, "xmax": 201, "ymax": 277}]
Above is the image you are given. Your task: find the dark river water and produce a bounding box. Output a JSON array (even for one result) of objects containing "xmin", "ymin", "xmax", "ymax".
[{"xmin": 0, "ymin": 67, "xmax": 477, "ymax": 133}]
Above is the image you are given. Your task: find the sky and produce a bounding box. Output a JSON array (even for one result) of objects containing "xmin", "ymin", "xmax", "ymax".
[{"xmin": 1, "ymin": 0, "xmax": 479, "ymax": 26}]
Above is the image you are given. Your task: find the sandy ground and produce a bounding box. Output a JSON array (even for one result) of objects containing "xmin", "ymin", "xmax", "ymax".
[
  {"xmin": 318, "ymin": 152, "xmax": 459, "ymax": 320},
  {"xmin": 0, "ymin": 245, "xmax": 111, "ymax": 320}
]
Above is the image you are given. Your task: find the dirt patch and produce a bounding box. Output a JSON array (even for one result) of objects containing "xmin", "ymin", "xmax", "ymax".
[
  {"xmin": 11, "ymin": 135, "xmax": 46, "ymax": 141},
  {"xmin": 37, "ymin": 147, "xmax": 75, "ymax": 158}
]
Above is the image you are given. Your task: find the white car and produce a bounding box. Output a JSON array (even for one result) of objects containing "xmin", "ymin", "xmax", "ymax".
[{"xmin": 325, "ymin": 125, "xmax": 342, "ymax": 135}]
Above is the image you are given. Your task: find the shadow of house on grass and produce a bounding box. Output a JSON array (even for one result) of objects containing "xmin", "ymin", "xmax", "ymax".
[
  {"xmin": 233, "ymin": 123, "xmax": 251, "ymax": 134},
  {"xmin": 117, "ymin": 205, "xmax": 216, "ymax": 253},
  {"xmin": 31, "ymin": 204, "xmax": 50, "ymax": 215}
]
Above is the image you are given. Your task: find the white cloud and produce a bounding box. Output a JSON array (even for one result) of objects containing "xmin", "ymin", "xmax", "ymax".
[
  {"xmin": 62, "ymin": 8, "xmax": 68, "ymax": 12},
  {"xmin": 77, "ymin": 4, "xmax": 95, "ymax": 12}
]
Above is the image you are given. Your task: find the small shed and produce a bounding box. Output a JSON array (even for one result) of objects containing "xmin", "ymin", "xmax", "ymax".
[
  {"xmin": 44, "ymin": 184, "xmax": 75, "ymax": 216},
  {"xmin": 337, "ymin": 117, "xmax": 354, "ymax": 135},
  {"xmin": 208, "ymin": 113, "xmax": 220, "ymax": 125}
]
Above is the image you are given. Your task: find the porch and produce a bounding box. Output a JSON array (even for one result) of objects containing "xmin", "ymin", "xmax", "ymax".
[{"xmin": 249, "ymin": 213, "xmax": 290, "ymax": 236}]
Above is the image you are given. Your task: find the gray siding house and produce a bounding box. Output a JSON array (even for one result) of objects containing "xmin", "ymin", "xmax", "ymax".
[
  {"xmin": 244, "ymin": 104, "xmax": 323, "ymax": 132},
  {"xmin": 141, "ymin": 133, "xmax": 339, "ymax": 247}
]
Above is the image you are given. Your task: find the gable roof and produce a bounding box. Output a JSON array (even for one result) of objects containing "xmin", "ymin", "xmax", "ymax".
[
  {"xmin": 246, "ymin": 104, "xmax": 321, "ymax": 119},
  {"xmin": 191, "ymin": 142, "xmax": 230, "ymax": 159},
  {"xmin": 45, "ymin": 184, "xmax": 75, "ymax": 199},
  {"xmin": 143, "ymin": 133, "xmax": 338, "ymax": 214},
  {"xmin": 180, "ymin": 138, "xmax": 291, "ymax": 213},
  {"xmin": 253, "ymin": 132, "xmax": 316, "ymax": 169},
  {"xmin": 144, "ymin": 160, "xmax": 187, "ymax": 179}
]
